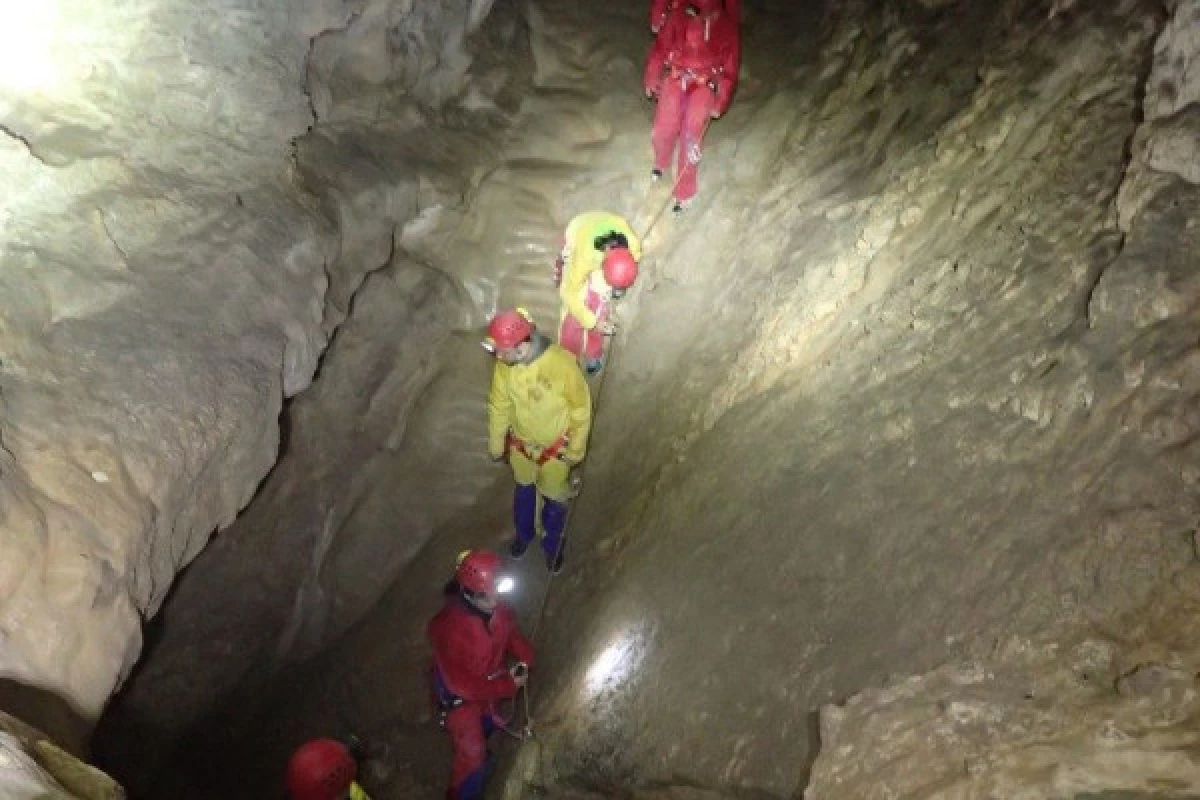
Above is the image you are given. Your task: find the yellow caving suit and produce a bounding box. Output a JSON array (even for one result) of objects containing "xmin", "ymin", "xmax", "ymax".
[
  {"xmin": 558, "ymin": 211, "xmax": 644, "ymax": 332},
  {"xmin": 487, "ymin": 335, "xmax": 592, "ymax": 502},
  {"xmin": 349, "ymin": 781, "xmax": 372, "ymax": 800}
]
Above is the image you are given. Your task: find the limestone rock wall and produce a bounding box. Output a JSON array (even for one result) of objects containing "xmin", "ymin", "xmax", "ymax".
[
  {"xmin": 0, "ymin": 0, "xmax": 499, "ymax": 734},
  {"xmin": 0, "ymin": 711, "xmax": 123, "ymax": 800},
  {"xmin": 807, "ymin": 569, "xmax": 1200, "ymax": 798},
  {"xmin": 91, "ymin": 2, "xmax": 535, "ymax": 793},
  {"xmin": 806, "ymin": 0, "xmax": 1200, "ymax": 795}
]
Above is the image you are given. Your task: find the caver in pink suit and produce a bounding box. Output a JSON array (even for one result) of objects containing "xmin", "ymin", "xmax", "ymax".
[{"xmin": 644, "ymin": 0, "xmax": 740, "ymax": 207}]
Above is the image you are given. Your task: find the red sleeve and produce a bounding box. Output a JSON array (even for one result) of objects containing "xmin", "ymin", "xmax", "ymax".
[
  {"xmin": 650, "ymin": 0, "xmax": 669, "ymax": 32},
  {"xmin": 429, "ymin": 615, "xmax": 517, "ymax": 703},
  {"xmin": 644, "ymin": 31, "xmax": 670, "ymax": 95},
  {"xmin": 507, "ymin": 628, "xmax": 535, "ymax": 668},
  {"xmin": 715, "ymin": 19, "xmax": 740, "ymax": 114}
]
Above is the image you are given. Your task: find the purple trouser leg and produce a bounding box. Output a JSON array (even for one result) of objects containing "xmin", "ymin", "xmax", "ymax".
[
  {"xmin": 514, "ymin": 484, "xmax": 538, "ymax": 546},
  {"xmin": 540, "ymin": 498, "xmax": 568, "ymax": 559}
]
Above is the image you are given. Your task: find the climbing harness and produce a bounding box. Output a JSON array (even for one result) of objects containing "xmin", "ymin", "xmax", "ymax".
[{"xmin": 506, "ymin": 430, "xmax": 569, "ymax": 466}]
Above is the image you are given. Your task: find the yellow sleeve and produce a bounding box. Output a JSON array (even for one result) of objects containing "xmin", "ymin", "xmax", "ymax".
[
  {"xmin": 349, "ymin": 783, "xmax": 371, "ymax": 800},
  {"xmin": 560, "ymin": 235, "xmax": 599, "ymax": 330},
  {"xmin": 487, "ymin": 364, "xmax": 512, "ymax": 458},
  {"xmin": 557, "ymin": 350, "xmax": 592, "ymax": 461}
]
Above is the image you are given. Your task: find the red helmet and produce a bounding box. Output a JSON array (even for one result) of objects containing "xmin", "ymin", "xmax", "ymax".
[
  {"xmin": 285, "ymin": 739, "xmax": 356, "ymax": 800},
  {"xmin": 602, "ymin": 247, "xmax": 639, "ymax": 290},
  {"xmin": 456, "ymin": 549, "xmax": 502, "ymax": 595},
  {"xmin": 486, "ymin": 308, "xmax": 533, "ymax": 350}
]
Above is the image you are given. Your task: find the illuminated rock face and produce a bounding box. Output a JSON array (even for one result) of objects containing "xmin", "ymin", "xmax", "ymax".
[
  {"xmin": 6, "ymin": 0, "xmax": 1200, "ymax": 799},
  {"xmin": 0, "ymin": 0, "xmax": 495, "ymax": 727}
]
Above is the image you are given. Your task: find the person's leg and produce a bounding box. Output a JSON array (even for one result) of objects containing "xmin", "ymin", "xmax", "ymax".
[
  {"xmin": 557, "ymin": 307, "xmax": 586, "ymax": 359},
  {"xmin": 675, "ymin": 84, "xmax": 717, "ymax": 206},
  {"xmin": 651, "ymin": 78, "xmax": 686, "ymax": 176},
  {"xmin": 583, "ymin": 290, "xmax": 608, "ymax": 374},
  {"xmin": 444, "ymin": 706, "xmax": 488, "ymax": 800},
  {"xmin": 509, "ymin": 451, "xmax": 538, "ymax": 558},
  {"xmin": 537, "ymin": 460, "xmax": 573, "ymax": 572}
]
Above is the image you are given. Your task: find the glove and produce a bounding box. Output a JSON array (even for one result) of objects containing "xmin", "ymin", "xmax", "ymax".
[
  {"xmin": 490, "ymin": 450, "xmax": 507, "ymax": 463},
  {"xmin": 511, "ymin": 663, "xmax": 529, "ymax": 688},
  {"xmin": 645, "ymin": 84, "xmax": 659, "ymax": 100}
]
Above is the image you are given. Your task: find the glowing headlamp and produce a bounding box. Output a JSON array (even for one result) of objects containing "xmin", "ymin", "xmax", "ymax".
[{"xmin": 495, "ymin": 576, "xmax": 515, "ymax": 594}]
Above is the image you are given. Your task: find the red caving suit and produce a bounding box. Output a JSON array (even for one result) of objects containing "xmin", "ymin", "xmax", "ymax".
[
  {"xmin": 650, "ymin": 0, "xmax": 741, "ymax": 33},
  {"xmin": 644, "ymin": 0, "xmax": 740, "ymax": 205},
  {"xmin": 428, "ymin": 592, "xmax": 535, "ymax": 800}
]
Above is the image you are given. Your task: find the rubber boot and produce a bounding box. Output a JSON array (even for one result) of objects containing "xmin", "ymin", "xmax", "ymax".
[
  {"xmin": 512, "ymin": 484, "xmax": 537, "ymax": 559},
  {"xmin": 541, "ymin": 498, "xmax": 569, "ymax": 573}
]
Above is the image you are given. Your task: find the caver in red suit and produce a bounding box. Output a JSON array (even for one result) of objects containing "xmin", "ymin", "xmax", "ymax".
[
  {"xmin": 650, "ymin": 0, "xmax": 740, "ymax": 34},
  {"xmin": 644, "ymin": 0, "xmax": 740, "ymax": 210},
  {"xmin": 428, "ymin": 551, "xmax": 535, "ymax": 800}
]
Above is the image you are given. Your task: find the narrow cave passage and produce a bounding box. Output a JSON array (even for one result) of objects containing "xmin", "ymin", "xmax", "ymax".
[{"xmin": 2, "ymin": 0, "xmax": 1198, "ymax": 799}]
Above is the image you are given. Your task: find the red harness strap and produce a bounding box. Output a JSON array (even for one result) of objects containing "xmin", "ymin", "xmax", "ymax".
[{"xmin": 507, "ymin": 431, "xmax": 569, "ymax": 466}]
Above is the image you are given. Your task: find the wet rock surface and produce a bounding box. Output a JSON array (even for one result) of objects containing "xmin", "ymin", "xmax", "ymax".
[{"xmin": 2, "ymin": 0, "xmax": 1197, "ymax": 798}]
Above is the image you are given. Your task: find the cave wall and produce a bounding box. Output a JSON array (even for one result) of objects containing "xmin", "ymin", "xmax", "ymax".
[
  {"xmin": 521, "ymin": 0, "xmax": 1198, "ymax": 795},
  {"xmin": 0, "ymin": 0, "xmax": 506, "ymax": 741},
  {"xmin": 807, "ymin": 0, "xmax": 1200, "ymax": 794},
  {"xmin": 10, "ymin": 0, "xmax": 1197, "ymax": 798}
]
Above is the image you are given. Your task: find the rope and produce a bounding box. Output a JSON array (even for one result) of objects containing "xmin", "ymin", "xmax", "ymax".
[
  {"xmin": 639, "ymin": 114, "xmax": 713, "ymax": 243},
  {"xmin": 511, "ymin": 116, "xmax": 712, "ymax": 755}
]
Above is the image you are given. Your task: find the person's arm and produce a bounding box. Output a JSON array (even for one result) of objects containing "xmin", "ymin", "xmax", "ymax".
[
  {"xmin": 487, "ymin": 365, "xmax": 512, "ymax": 459},
  {"xmin": 560, "ymin": 356, "xmax": 593, "ymax": 462},
  {"xmin": 649, "ymin": 0, "xmax": 669, "ymax": 32},
  {"xmin": 714, "ymin": 21, "xmax": 740, "ymax": 116},
  {"xmin": 561, "ymin": 238, "xmax": 599, "ymax": 329},
  {"xmin": 432, "ymin": 620, "xmax": 518, "ymax": 703},
  {"xmin": 505, "ymin": 614, "xmax": 535, "ymax": 668},
  {"xmin": 644, "ymin": 33, "xmax": 669, "ymax": 97}
]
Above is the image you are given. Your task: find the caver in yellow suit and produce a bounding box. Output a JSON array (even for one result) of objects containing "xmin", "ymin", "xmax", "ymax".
[
  {"xmin": 555, "ymin": 211, "xmax": 643, "ymax": 375},
  {"xmin": 486, "ymin": 309, "xmax": 592, "ymax": 572}
]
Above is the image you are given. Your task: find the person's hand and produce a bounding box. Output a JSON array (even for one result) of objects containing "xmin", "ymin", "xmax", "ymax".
[
  {"xmin": 490, "ymin": 450, "xmax": 507, "ymax": 464},
  {"xmin": 598, "ymin": 320, "xmax": 617, "ymax": 336},
  {"xmin": 511, "ymin": 662, "xmax": 529, "ymax": 688},
  {"xmin": 645, "ymin": 85, "xmax": 658, "ymax": 100}
]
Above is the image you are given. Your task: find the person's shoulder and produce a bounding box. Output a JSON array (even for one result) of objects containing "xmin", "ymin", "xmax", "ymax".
[
  {"xmin": 545, "ymin": 343, "xmax": 584, "ymax": 370},
  {"xmin": 494, "ymin": 602, "xmax": 521, "ymax": 626},
  {"xmin": 429, "ymin": 596, "xmax": 466, "ymax": 627}
]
